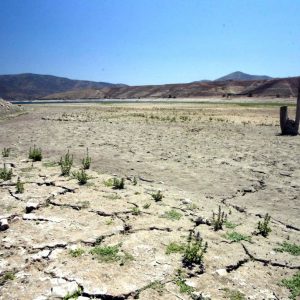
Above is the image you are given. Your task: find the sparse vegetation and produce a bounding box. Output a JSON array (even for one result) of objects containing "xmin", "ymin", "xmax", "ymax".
[
  {"xmin": 15, "ymin": 177, "xmax": 24, "ymax": 194},
  {"xmin": 131, "ymin": 206, "xmax": 141, "ymax": 215},
  {"xmin": 280, "ymin": 272, "xmax": 300, "ymax": 300},
  {"xmin": 144, "ymin": 281, "xmax": 164, "ymax": 296},
  {"xmin": 90, "ymin": 245, "xmax": 120, "ymax": 262},
  {"xmin": 257, "ymin": 213, "xmax": 271, "ymax": 237},
  {"xmin": 224, "ymin": 221, "xmax": 238, "ymax": 229},
  {"xmin": 166, "ymin": 242, "xmax": 185, "ymax": 255},
  {"xmin": 212, "ymin": 205, "xmax": 227, "ymax": 231},
  {"xmin": 151, "ymin": 190, "xmax": 163, "ymax": 202},
  {"xmin": 2, "ymin": 147, "xmax": 10, "ymax": 158},
  {"xmin": 225, "ymin": 231, "xmax": 251, "ymax": 243},
  {"xmin": 73, "ymin": 169, "xmax": 89, "ymax": 185},
  {"xmin": 133, "ymin": 176, "xmax": 137, "ymax": 185},
  {"xmin": 223, "ymin": 288, "xmax": 246, "ymax": 300},
  {"xmin": 59, "ymin": 150, "xmax": 73, "ymax": 176},
  {"xmin": 43, "ymin": 161, "xmax": 58, "ymax": 167},
  {"xmin": 82, "ymin": 148, "xmax": 91, "ymax": 170},
  {"xmin": 274, "ymin": 242, "xmax": 300, "ymax": 256},
  {"xmin": 161, "ymin": 209, "xmax": 182, "ymax": 221},
  {"xmin": 182, "ymin": 231, "xmax": 207, "ymax": 269},
  {"xmin": 105, "ymin": 177, "xmax": 125, "ymax": 189},
  {"xmin": 69, "ymin": 248, "xmax": 85, "ymax": 257},
  {"xmin": 0, "ymin": 164, "xmax": 13, "ymax": 181},
  {"xmin": 0, "ymin": 271, "xmax": 15, "ymax": 286},
  {"xmin": 63, "ymin": 287, "xmax": 82, "ymax": 300},
  {"xmin": 174, "ymin": 269, "xmax": 195, "ymax": 294},
  {"xmin": 143, "ymin": 203, "xmax": 151, "ymax": 209},
  {"xmin": 28, "ymin": 145, "xmax": 42, "ymax": 161}
]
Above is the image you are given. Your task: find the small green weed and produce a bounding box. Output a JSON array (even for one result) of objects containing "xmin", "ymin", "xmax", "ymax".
[
  {"xmin": 0, "ymin": 271, "xmax": 15, "ymax": 286},
  {"xmin": 90, "ymin": 245, "xmax": 120, "ymax": 262},
  {"xmin": 73, "ymin": 169, "xmax": 89, "ymax": 185},
  {"xmin": 166, "ymin": 242, "xmax": 185, "ymax": 255},
  {"xmin": 144, "ymin": 281, "xmax": 164, "ymax": 296},
  {"xmin": 0, "ymin": 164, "xmax": 13, "ymax": 181},
  {"xmin": 15, "ymin": 177, "xmax": 24, "ymax": 194},
  {"xmin": 63, "ymin": 287, "xmax": 82, "ymax": 300},
  {"xmin": 225, "ymin": 231, "xmax": 251, "ymax": 243},
  {"xmin": 59, "ymin": 150, "xmax": 73, "ymax": 176},
  {"xmin": 105, "ymin": 178, "xmax": 124, "ymax": 189},
  {"xmin": 174, "ymin": 269, "xmax": 194, "ymax": 294},
  {"xmin": 133, "ymin": 176, "xmax": 137, "ymax": 185},
  {"xmin": 69, "ymin": 248, "xmax": 85, "ymax": 257},
  {"xmin": 151, "ymin": 190, "xmax": 163, "ymax": 202},
  {"xmin": 82, "ymin": 148, "xmax": 91, "ymax": 170},
  {"xmin": 257, "ymin": 213, "xmax": 271, "ymax": 237},
  {"xmin": 212, "ymin": 205, "xmax": 227, "ymax": 231},
  {"xmin": 143, "ymin": 203, "xmax": 151, "ymax": 209},
  {"xmin": 2, "ymin": 148, "xmax": 10, "ymax": 158},
  {"xmin": 224, "ymin": 221, "xmax": 238, "ymax": 229},
  {"xmin": 29, "ymin": 145, "xmax": 42, "ymax": 161},
  {"xmin": 131, "ymin": 206, "xmax": 141, "ymax": 215},
  {"xmin": 274, "ymin": 242, "xmax": 300, "ymax": 256},
  {"xmin": 162, "ymin": 209, "xmax": 182, "ymax": 221},
  {"xmin": 280, "ymin": 271, "xmax": 300, "ymax": 300}
]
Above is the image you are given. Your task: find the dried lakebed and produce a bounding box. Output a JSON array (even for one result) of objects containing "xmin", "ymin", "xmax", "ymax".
[{"xmin": 0, "ymin": 103, "xmax": 300, "ymax": 299}]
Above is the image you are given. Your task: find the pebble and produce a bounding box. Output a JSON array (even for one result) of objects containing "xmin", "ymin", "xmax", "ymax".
[{"xmin": 26, "ymin": 201, "xmax": 39, "ymax": 213}]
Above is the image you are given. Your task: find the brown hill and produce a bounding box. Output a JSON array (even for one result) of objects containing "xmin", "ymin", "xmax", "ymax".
[{"xmin": 43, "ymin": 76, "xmax": 300, "ymax": 100}]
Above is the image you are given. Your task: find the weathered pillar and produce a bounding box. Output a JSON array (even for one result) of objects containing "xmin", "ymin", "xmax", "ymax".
[{"xmin": 280, "ymin": 106, "xmax": 288, "ymax": 133}]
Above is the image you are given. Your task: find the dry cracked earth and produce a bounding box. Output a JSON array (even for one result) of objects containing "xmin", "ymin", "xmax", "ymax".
[{"xmin": 0, "ymin": 103, "xmax": 299, "ymax": 300}]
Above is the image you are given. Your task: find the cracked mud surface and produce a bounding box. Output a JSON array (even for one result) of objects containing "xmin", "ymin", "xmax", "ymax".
[{"xmin": 0, "ymin": 103, "xmax": 299, "ymax": 299}]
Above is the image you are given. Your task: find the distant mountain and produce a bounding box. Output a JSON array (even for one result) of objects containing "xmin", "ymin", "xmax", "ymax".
[
  {"xmin": 43, "ymin": 76, "xmax": 300, "ymax": 100},
  {"xmin": 215, "ymin": 71, "xmax": 273, "ymax": 82},
  {"xmin": 0, "ymin": 73, "xmax": 126, "ymax": 100}
]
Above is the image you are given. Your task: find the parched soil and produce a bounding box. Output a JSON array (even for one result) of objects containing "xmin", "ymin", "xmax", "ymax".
[{"xmin": 0, "ymin": 103, "xmax": 299, "ymax": 300}]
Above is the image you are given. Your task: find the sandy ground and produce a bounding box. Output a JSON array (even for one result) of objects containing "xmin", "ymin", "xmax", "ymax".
[{"xmin": 0, "ymin": 103, "xmax": 299, "ymax": 300}]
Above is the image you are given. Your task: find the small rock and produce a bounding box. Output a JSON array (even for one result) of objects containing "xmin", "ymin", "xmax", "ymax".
[
  {"xmin": 32, "ymin": 250, "xmax": 51, "ymax": 261},
  {"xmin": 0, "ymin": 218, "xmax": 9, "ymax": 231},
  {"xmin": 51, "ymin": 280, "xmax": 79, "ymax": 298},
  {"xmin": 181, "ymin": 198, "xmax": 192, "ymax": 204},
  {"xmin": 216, "ymin": 269, "xmax": 227, "ymax": 276},
  {"xmin": 26, "ymin": 202, "xmax": 39, "ymax": 213}
]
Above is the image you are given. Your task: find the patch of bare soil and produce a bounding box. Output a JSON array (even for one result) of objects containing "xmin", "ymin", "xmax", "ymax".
[{"xmin": 0, "ymin": 103, "xmax": 299, "ymax": 300}]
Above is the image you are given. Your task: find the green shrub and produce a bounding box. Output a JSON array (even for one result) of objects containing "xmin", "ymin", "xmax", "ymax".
[
  {"xmin": 257, "ymin": 213, "xmax": 271, "ymax": 237},
  {"xmin": 29, "ymin": 145, "xmax": 42, "ymax": 161},
  {"xmin": 212, "ymin": 206, "xmax": 227, "ymax": 231},
  {"xmin": 182, "ymin": 231, "xmax": 207, "ymax": 269},
  {"xmin": 59, "ymin": 150, "xmax": 73, "ymax": 176},
  {"xmin": 63, "ymin": 287, "xmax": 82, "ymax": 300},
  {"xmin": 162, "ymin": 209, "xmax": 182, "ymax": 221},
  {"xmin": 151, "ymin": 190, "xmax": 163, "ymax": 202},
  {"xmin": 143, "ymin": 203, "xmax": 151, "ymax": 209},
  {"xmin": 274, "ymin": 242, "xmax": 300, "ymax": 256},
  {"xmin": 104, "ymin": 178, "xmax": 125, "ymax": 189},
  {"xmin": 69, "ymin": 248, "xmax": 85, "ymax": 257},
  {"xmin": 280, "ymin": 272, "xmax": 300, "ymax": 300},
  {"xmin": 166, "ymin": 242, "xmax": 185, "ymax": 255},
  {"xmin": 82, "ymin": 148, "xmax": 91, "ymax": 170},
  {"xmin": 225, "ymin": 231, "xmax": 251, "ymax": 243},
  {"xmin": 73, "ymin": 169, "xmax": 88, "ymax": 185},
  {"xmin": 133, "ymin": 176, "xmax": 137, "ymax": 185},
  {"xmin": 2, "ymin": 148, "xmax": 10, "ymax": 158},
  {"xmin": 0, "ymin": 164, "xmax": 13, "ymax": 181},
  {"xmin": 15, "ymin": 177, "xmax": 24, "ymax": 194}
]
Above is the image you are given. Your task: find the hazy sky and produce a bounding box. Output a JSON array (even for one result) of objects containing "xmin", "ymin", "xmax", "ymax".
[{"xmin": 0, "ymin": 0, "xmax": 299, "ymax": 85}]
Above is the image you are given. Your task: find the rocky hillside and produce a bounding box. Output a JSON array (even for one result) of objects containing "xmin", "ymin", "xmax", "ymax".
[
  {"xmin": 43, "ymin": 76, "xmax": 300, "ymax": 100},
  {"xmin": 0, "ymin": 73, "xmax": 126, "ymax": 100}
]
